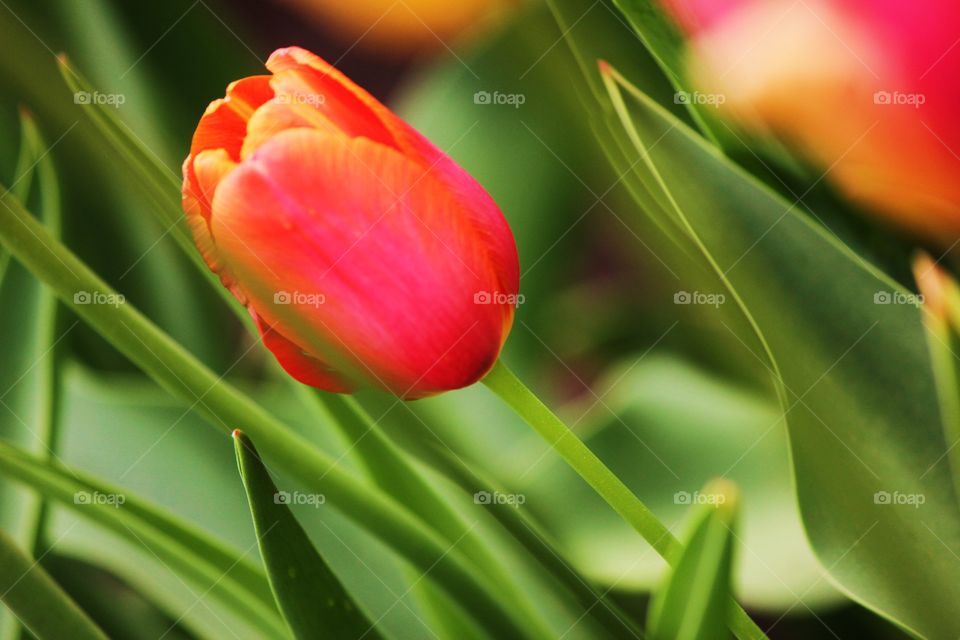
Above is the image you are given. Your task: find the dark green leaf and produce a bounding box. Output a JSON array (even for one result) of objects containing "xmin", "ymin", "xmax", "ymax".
[{"xmin": 233, "ymin": 430, "xmax": 380, "ymax": 640}]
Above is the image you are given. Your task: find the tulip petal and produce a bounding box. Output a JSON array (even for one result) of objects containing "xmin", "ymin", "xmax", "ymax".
[
  {"xmin": 186, "ymin": 149, "xmax": 238, "ymax": 284},
  {"xmin": 240, "ymin": 98, "xmax": 346, "ymax": 160},
  {"xmin": 209, "ymin": 128, "xmax": 516, "ymax": 397},
  {"xmin": 266, "ymin": 48, "xmax": 396, "ymax": 148},
  {"xmin": 183, "ymin": 75, "xmax": 274, "ymax": 218},
  {"xmin": 189, "ymin": 75, "xmax": 274, "ymax": 160},
  {"xmin": 264, "ymin": 47, "xmax": 521, "ymax": 249},
  {"xmin": 250, "ymin": 310, "xmax": 354, "ymax": 393},
  {"xmin": 265, "ymin": 47, "xmax": 458, "ymax": 171}
]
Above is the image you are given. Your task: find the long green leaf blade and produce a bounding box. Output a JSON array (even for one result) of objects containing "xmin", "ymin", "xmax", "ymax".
[
  {"xmin": 0, "ymin": 110, "xmax": 63, "ymax": 640},
  {"xmin": 234, "ymin": 430, "xmax": 381, "ymax": 640},
  {"xmin": 0, "ymin": 527, "xmax": 108, "ymax": 640}
]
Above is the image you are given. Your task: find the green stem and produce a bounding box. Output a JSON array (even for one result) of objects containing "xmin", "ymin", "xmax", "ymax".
[
  {"xmin": 0, "ymin": 189, "xmax": 530, "ymax": 640},
  {"xmin": 482, "ymin": 359, "xmax": 768, "ymax": 640}
]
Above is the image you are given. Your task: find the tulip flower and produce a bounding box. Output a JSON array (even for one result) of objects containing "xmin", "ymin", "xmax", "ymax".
[
  {"xmin": 182, "ymin": 46, "xmax": 519, "ymax": 398},
  {"xmin": 661, "ymin": 0, "xmax": 960, "ymax": 238}
]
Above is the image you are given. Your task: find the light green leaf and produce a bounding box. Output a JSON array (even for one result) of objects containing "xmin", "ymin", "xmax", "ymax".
[
  {"xmin": 522, "ymin": 355, "xmax": 837, "ymax": 612},
  {"xmin": 234, "ymin": 430, "xmax": 380, "ymax": 640},
  {"xmin": 648, "ymin": 480, "xmax": 738, "ymax": 640},
  {"xmin": 317, "ymin": 393, "xmax": 555, "ymax": 637},
  {"xmin": 0, "ymin": 527, "xmax": 107, "ymax": 640}
]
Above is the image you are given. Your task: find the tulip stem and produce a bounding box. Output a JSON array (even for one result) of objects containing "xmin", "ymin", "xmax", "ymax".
[{"xmin": 482, "ymin": 359, "xmax": 768, "ymax": 640}]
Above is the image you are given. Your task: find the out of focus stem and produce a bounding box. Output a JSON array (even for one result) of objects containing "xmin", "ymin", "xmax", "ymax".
[{"xmin": 482, "ymin": 359, "xmax": 768, "ymax": 640}]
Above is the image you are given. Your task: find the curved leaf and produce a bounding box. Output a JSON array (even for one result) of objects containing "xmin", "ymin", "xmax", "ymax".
[
  {"xmin": 599, "ymin": 64, "xmax": 960, "ymax": 638},
  {"xmin": 0, "ymin": 110, "xmax": 62, "ymax": 640}
]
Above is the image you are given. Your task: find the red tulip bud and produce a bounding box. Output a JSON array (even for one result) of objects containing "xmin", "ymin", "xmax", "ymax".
[{"xmin": 182, "ymin": 47, "xmax": 519, "ymax": 398}]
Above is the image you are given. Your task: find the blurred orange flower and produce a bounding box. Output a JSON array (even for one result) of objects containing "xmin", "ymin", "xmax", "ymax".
[{"xmin": 279, "ymin": 0, "xmax": 520, "ymax": 53}]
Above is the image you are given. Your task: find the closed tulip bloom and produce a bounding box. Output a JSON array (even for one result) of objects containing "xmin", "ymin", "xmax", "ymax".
[
  {"xmin": 182, "ymin": 47, "xmax": 519, "ymax": 398},
  {"xmin": 662, "ymin": 0, "xmax": 960, "ymax": 238}
]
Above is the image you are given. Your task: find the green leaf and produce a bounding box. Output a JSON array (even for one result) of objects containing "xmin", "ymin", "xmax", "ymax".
[
  {"xmin": 0, "ymin": 527, "xmax": 108, "ymax": 640},
  {"xmin": 0, "ymin": 438, "xmax": 285, "ymax": 638},
  {"xmin": 0, "ymin": 110, "xmax": 62, "ymax": 640},
  {"xmin": 597, "ymin": 63, "xmax": 960, "ymax": 637},
  {"xmin": 388, "ymin": 422, "xmax": 644, "ymax": 637},
  {"xmin": 607, "ymin": 0, "xmax": 719, "ymax": 144},
  {"xmin": 41, "ymin": 554, "xmax": 193, "ymax": 640},
  {"xmin": 55, "ymin": 55, "xmax": 244, "ymax": 320},
  {"xmin": 233, "ymin": 430, "xmax": 381, "ymax": 640},
  {"xmin": 648, "ymin": 480, "xmax": 738, "ymax": 640},
  {"xmin": 608, "ymin": 0, "xmax": 803, "ymax": 171},
  {"xmin": 316, "ymin": 393, "xmax": 556, "ymax": 637}
]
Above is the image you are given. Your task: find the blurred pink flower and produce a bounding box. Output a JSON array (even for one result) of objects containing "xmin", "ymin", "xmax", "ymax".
[{"xmin": 663, "ymin": 0, "xmax": 960, "ymax": 238}]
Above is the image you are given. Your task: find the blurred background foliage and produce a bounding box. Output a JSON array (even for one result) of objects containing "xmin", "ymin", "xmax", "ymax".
[{"xmin": 0, "ymin": 0, "xmax": 919, "ymax": 638}]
